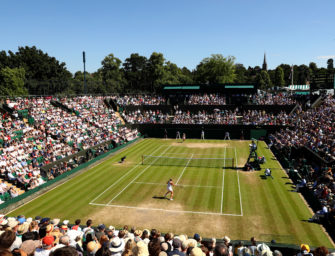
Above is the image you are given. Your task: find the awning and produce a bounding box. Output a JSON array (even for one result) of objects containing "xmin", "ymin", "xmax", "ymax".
[{"xmin": 288, "ymin": 85, "xmax": 310, "ymax": 91}]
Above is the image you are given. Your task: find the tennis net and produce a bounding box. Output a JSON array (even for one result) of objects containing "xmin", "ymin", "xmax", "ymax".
[{"xmin": 142, "ymin": 155, "xmax": 234, "ymax": 168}]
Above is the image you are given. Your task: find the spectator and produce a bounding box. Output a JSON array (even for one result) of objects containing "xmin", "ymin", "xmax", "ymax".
[{"xmin": 34, "ymin": 236, "xmax": 55, "ymax": 256}]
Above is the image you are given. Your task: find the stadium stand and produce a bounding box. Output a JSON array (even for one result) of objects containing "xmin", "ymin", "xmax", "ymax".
[{"xmin": 0, "ymin": 97, "xmax": 139, "ymax": 197}]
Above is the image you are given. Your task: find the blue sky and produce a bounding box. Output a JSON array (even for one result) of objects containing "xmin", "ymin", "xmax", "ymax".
[{"xmin": 1, "ymin": 0, "xmax": 334, "ymax": 74}]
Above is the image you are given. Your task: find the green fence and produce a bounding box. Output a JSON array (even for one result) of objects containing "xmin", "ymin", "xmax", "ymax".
[{"xmin": 0, "ymin": 138, "xmax": 141, "ymax": 212}]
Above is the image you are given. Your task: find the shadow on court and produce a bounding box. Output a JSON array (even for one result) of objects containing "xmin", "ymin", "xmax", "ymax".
[{"xmin": 153, "ymin": 196, "xmax": 168, "ymax": 200}]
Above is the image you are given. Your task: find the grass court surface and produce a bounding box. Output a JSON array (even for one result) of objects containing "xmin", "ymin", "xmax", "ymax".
[{"xmin": 8, "ymin": 139, "xmax": 334, "ymax": 248}]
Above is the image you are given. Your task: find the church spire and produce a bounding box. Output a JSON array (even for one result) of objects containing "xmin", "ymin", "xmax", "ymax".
[{"xmin": 262, "ymin": 52, "xmax": 267, "ymax": 71}]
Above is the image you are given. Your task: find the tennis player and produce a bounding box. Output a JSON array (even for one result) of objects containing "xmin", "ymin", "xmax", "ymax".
[{"xmin": 164, "ymin": 178, "xmax": 174, "ymax": 200}]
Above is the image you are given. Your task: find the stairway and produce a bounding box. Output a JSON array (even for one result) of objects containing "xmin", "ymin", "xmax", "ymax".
[{"xmin": 115, "ymin": 111, "xmax": 126, "ymax": 125}]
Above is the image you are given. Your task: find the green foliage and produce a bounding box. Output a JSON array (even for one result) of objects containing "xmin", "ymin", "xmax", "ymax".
[
  {"xmin": 274, "ymin": 67, "xmax": 285, "ymax": 87},
  {"xmin": 195, "ymin": 54, "xmax": 236, "ymax": 84},
  {"xmin": 234, "ymin": 64, "xmax": 247, "ymax": 83},
  {"xmin": 0, "ymin": 67, "xmax": 28, "ymax": 96},
  {"xmin": 123, "ymin": 53, "xmax": 148, "ymax": 92},
  {"xmin": 99, "ymin": 54, "xmax": 126, "ymax": 93},
  {"xmin": 256, "ymin": 70, "xmax": 272, "ymax": 89},
  {"xmin": 147, "ymin": 52, "xmax": 165, "ymax": 92}
]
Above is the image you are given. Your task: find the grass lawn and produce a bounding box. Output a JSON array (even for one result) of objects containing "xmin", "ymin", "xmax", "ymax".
[{"xmin": 8, "ymin": 138, "xmax": 334, "ymax": 248}]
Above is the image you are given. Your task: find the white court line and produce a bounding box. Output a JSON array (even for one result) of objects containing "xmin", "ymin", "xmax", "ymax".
[
  {"xmin": 164, "ymin": 153, "xmax": 227, "ymax": 156},
  {"xmin": 106, "ymin": 145, "xmax": 172, "ymax": 205},
  {"xmin": 235, "ymin": 147, "xmax": 243, "ymax": 216},
  {"xmin": 89, "ymin": 202, "xmax": 242, "ymax": 216},
  {"xmin": 90, "ymin": 144, "xmax": 166, "ymax": 204},
  {"xmin": 133, "ymin": 181, "xmax": 221, "ymax": 189},
  {"xmin": 220, "ymin": 147, "xmax": 226, "ymax": 214},
  {"xmin": 176, "ymin": 153, "xmax": 194, "ymax": 185}
]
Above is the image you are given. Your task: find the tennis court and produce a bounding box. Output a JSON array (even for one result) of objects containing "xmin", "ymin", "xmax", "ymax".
[{"xmin": 89, "ymin": 143, "xmax": 242, "ymax": 216}]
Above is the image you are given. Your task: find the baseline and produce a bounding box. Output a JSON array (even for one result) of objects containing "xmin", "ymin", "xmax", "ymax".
[{"xmin": 89, "ymin": 202, "xmax": 243, "ymax": 217}]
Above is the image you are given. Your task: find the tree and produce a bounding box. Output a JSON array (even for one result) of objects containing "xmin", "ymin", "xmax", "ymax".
[
  {"xmin": 0, "ymin": 67, "xmax": 28, "ymax": 96},
  {"xmin": 296, "ymin": 65, "xmax": 310, "ymax": 84},
  {"xmin": 122, "ymin": 53, "xmax": 148, "ymax": 92},
  {"xmin": 327, "ymin": 58, "xmax": 334, "ymax": 70},
  {"xmin": 234, "ymin": 64, "xmax": 247, "ymax": 83},
  {"xmin": 274, "ymin": 67, "xmax": 285, "ymax": 87},
  {"xmin": 309, "ymin": 62, "xmax": 318, "ymax": 76},
  {"xmin": 146, "ymin": 52, "xmax": 165, "ymax": 92},
  {"xmin": 160, "ymin": 61, "xmax": 193, "ymax": 85},
  {"xmin": 99, "ymin": 54, "xmax": 126, "ymax": 93},
  {"xmin": 255, "ymin": 73, "xmax": 265, "ymax": 89},
  {"xmin": 3, "ymin": 46, "xmax": 72, "ymax": 95},
  {"xmin": 181, "ymin": 67, "xmax": 193, "ymax": 83},
  {"xmin": 261, "ymin": 70, "xmax": 272, "ymax": 89},
  {"xmin": 0, "ymin": 51, "xmax": 10, "ymax": 70},
  {"xmin": 194, "ymin": 54, "xmax": 236, "ymax": 84}
]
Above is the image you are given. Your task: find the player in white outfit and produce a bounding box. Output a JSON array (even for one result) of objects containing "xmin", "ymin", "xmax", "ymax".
[{"xmin": 164, "ymin": 178, "xmax": 174, "ymax": 200}]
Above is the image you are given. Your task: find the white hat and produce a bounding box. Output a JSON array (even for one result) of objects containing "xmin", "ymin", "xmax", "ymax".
[
  {"xmin": 51, "ymin": 218, "xmax": 60, "ymax": 226},
  {"xmin": 223, "ymin": 236, "xmax": 231, "ymax": 244},
  {"xmin": 7, "ymin": 217, "xmax": 19, "ymax": 228},
  {"xmin": 257, "ymin": 243, "xmax": 271, "ymax": 254},
  {"xmin": 110, "ymin": 237, "xmax": 124, "ymax": 253},
  {"xmin": 63, "ymin": 220, "xmax": 69, "ymax": 225}
]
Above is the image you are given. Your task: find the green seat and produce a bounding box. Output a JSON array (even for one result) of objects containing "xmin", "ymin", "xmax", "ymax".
[{"xmin": 4, "ymin": 192, "xmax": 11, "ymax": 201}]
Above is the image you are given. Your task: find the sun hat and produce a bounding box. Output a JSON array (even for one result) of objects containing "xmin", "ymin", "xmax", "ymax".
[
  {"xmin": 187, "ymin": 239, "xmax": 197, "ymax": 248},
  {"xmin": 133, "ymin": 240, "xmax": 149, "ymax": 256},
  {"xmin": 223, "ymin": 236, "xmax": 231, "ymax": 244},
  {"xmin": 51, "ymin": 219, "xmax": 60, "ymax": 226},
  {"xmin": 110, "ymin": 237, "xmax": 123, "ymax": 253},
  {"xmin": 190, "ymin": 247, "xmax": 205, "ymax": 256},
  {"xmin": 7, "ymin": 217, "xmax": 19, "ymax": 228},
  {"xmin": 87, "ymin": 241, "xmax": 101, "ymax": 253}
]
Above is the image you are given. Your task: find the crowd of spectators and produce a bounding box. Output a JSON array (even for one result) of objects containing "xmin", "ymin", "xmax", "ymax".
[
  {"xmin": 172, "ymin": 110, "xmax": 238, "ymax": 125},
  {"xmin": 251, "ymin": 92, "xmax": 297, "ymax": 105},
  {"xmin": 0, "ymin": 97, "xmax": 139, "ymax": 197},
  {"xmin": 186, "ymin": 94, "xmax": 227, "ymax": 105},
  {"xmin": 122, "ymin": 110, "xmax": 170, "ymax": 124},
  {"xmin": 241, "ymin": 110, "xmax": 292, "ymax": 126},
  {"xmin": 113, "ymin": 95, "xmax": 166, "ymax": 106},
  {"xmin": 112, "ymin": 93, "xmax": 296, "ymax": 106},
  {"xmin": 1, "ymin": 215, "xmax": 333, "ymax": 256},
  {"xmin": 270, "ymin": 96, "xmax": 335, "ymax": 161},
  {"xmin": 122, "ymin": 109, "xmax": 293, "ymax": 126}
]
